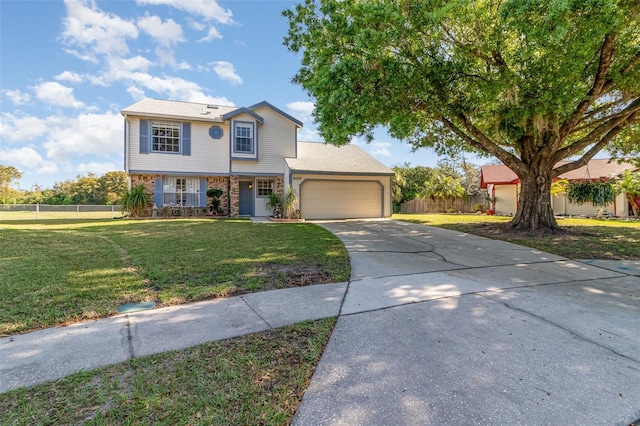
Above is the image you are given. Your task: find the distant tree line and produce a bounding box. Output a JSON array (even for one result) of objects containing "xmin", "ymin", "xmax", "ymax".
[
  {"xmin": 0, "ymin": 165, "xmax": 128, "ymax": 205},
  {"xmin": 392, "ymin": 157, "xmax": 483, "ymax": 212}
]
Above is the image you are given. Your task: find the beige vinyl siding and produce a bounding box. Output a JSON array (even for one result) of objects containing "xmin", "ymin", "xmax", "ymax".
[
  {"xmin": 552, "ymin": 193, "xmax": 616, "ymax": 216},
  {"xmin": 231, "ymin": 108, "xmax": 297, "ymax": 174},
  {"xmin": 254, "ymin": 190, "xmax": 271, "ymax": 217},
  {"xmin": 292, "ymin": 174, "xmax": 391, "ymax": 219},
  {"xmin": 615, "ymin": 192, "xmax": 629, "ymax": 217},
  {"xmin": 494, "ymin": 185, "xmax": 518, "ymax": 216},
  {"xmin": 127, "ymin": 117, "xmax": 229, "ymax": 174}
]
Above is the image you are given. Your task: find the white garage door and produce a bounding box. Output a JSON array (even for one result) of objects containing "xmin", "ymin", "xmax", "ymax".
[{"xmin": 300, "ymin": 180, "xmax": 382, "ymax": 219}]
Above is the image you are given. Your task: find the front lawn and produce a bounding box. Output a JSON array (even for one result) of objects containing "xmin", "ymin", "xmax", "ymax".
[
  {"xmin": 395, "ymin": 214, "xmax": 640, "ymax": 260},
  {"xmin": 0, "ymin": 219, "xmax": 349, "ymax": 335},
  {"xmin": 0, "ymin": 318, "xmax": 335, "ymax": 425}
]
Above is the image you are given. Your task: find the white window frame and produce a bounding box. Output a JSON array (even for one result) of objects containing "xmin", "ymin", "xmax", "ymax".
[
  {"xmin": 256, "ymin": 179, "xmax": 274, "ymax": 198},
  {"xmin": 233, "ymin": 121, "xmax": 254, "ymax": 154},
  {"xmin": 152, "ymin": 122, "xmax": 181, "ymax": 153},
  {"xmin": 163, "ymin": 177, "xmax": 199, "ymax": 206}
]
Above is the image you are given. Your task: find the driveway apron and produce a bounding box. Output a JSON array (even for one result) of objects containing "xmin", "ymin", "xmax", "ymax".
[{"xmin": 293, "ymin": 220, "xmax": 640, "ymax": 426}]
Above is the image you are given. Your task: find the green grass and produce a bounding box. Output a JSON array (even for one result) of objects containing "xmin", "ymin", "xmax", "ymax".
[
  {"xmin": 395, "ymin": 214, "xmax": 640, "ymax": 260},
  {"xmin": 0, "ymin": 219, "xmax": 349, "ymax": 335},
  {"xmin": 0, "ymin": 318, "xmax": 335, "ymax": 425}
]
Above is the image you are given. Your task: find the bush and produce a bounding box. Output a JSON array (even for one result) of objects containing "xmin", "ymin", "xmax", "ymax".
[
  {"xmin": 471, "ymin": 203, "xmax": 485, "ymax": 212},
  {"xmin": 121, "ymin": 184, "xmax": 149, "ymax": 217}
]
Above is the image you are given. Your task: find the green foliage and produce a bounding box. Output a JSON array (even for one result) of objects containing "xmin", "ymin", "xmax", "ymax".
[
  {"xmin": 120, "ymin": 184, "xmax": 149, "ymax": 217},
  {"xmin": 472, "ymin": 203, "xmax": 485, "ymax": 213},
  {"xmin": 614, "ymin": 169, "xmax": 640, "ymax": 216},
  {"xmin": 420, "ymin": 174, "xmax": 465, "ymax": 212},
  {"xmin": 265, "ymin": 192, "xmax": 282, "ymax": 217},
  {"xmin": 281, "ymin": 185, "xmax": 299, "ymax": 218},
  {"xmin": 284, "ymin": 0, "xmax": 640, "ymax": 231},
  {"xmin": 567, "ymin": 181, "xmax": 616, "ymax": 206},
  {"xmin": 0, "ymin": 165, "xmax": 23, "ymax": 204},
  {"xmin": 392, "ymin": 164, "xmax": 436, "ymax": 203},
  {"xmin": 207, "ymin": 188, "xmax": 224, "ymax": 211},
  {"xmin": 264, "ymin": 187, "xmax": 299, "ymax": 218}
]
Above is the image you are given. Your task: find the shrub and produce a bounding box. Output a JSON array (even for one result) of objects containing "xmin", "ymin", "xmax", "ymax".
[
  {"xmin": 121, "ymin": 184, "xmax": 149, "ymax": 217},
  {"xmin": 471, "ymin": 203, "xmax": 484, "ymax": 213}
]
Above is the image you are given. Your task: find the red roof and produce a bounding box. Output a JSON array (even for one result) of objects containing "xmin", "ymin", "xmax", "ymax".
[
  {"xmin": 480, "ymin": 165, "xmax": 518, "ymax": 188},
  {"xmin": 480, "ymin": 159, "xmax": 635, "ymax": 188}
]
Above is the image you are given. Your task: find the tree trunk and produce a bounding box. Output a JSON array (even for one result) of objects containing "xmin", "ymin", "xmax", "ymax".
[{"xmin": 510, "ymin": 172, "xmax": 561, "ymax": 231}]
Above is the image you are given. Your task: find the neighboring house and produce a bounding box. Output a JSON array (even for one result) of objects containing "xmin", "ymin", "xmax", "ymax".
[
  {"xmin": 480, "ymin": 159, "xmax": 636, "ymax": 217},
  {"xmin": 121, "ymin": 98, "xmax": 393, "ymax": 219}
]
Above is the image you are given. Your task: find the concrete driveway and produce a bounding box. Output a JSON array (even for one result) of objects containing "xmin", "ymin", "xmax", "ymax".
[{"xmin": 293, "ymin": 220, "xmax": 640, "ymax": 425}]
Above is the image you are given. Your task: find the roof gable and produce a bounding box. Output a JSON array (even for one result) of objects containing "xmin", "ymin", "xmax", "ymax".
[
  {"xmin": 248, "ymin": 101, "xmax": 303, "ymax": 127},
  {"xmin": 221, "ymin": 107, "xmax": 264, "ymax": 124}
]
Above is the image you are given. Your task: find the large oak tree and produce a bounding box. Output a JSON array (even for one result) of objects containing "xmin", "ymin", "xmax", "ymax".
[{"xmin": 284, "ymin": 0, "xmax": 640, "ymax": 231}]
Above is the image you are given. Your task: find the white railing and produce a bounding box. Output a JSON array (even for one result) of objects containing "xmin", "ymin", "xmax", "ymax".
[{"xmin": 0, "ymin": 204, "xmax": 122, "ymax": 220}]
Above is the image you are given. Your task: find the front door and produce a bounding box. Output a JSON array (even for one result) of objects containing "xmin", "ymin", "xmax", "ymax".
[{"xmin": 239, "ymin": 181, "xmax": 254, "ymax": 216}]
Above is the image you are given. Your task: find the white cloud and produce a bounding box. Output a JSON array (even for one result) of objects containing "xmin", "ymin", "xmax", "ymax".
[
  {"xmin": 137, "ymin": 14, "xmax": 184, "ymax": 47},
  {"xmin": 61, "ymin": 0, "xmax": 138, "ymax": 61},
  {"xmin": 76, "ymin": 161, "xmax": 119, "ymax": 175},
  {"xmin": 287, "ymin": 101, "xmax": 318, "ymax": 140},
  {"xmin": 211, "ymin": 61, "xmax": 242, "ymax": 85},
  {"xmin": 3, "ymin": 89, "xmax": 31, "ymax": 105},
  {"xmin": 135, "ymin": 0, "xmax": 233, "ymax": 24},
  {"xmin": 287, "ymin": 101, "xmax": 315, "ymax": 119},
  {"xmin": 0, "ymin": 113, "xmax": 56, "ymax": 142},
  {"xmin": 351, "ymin": 137, "xmax": 393, "ymax": 157},
  {"xmin": 126, "ymin": 85, "xmax": 146, "ymax": 100},
  {"xmin": 33, "ymin": 82, "xmax": 85, "ymax": 109},
  {"xmin": 55, "ymin": 71, "xmax": 83, "ymax": 83},
  {"xmin": 0, "ymin": 147, "xmax": 59, "ymax": 174},
  {"xmin": 199, "ymin": 27, "xmax": 222, "ymax": 42},
  {"xmin": 42, "ymin": 111, "xmax": 123, "ymax": 161},
  {"xmin": 367, "ymin": 142, "xmax": 393, "ymax": 157}
]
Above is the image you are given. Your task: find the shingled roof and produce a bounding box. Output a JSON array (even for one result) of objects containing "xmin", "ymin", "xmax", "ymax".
[
  {"xmin": 286, "ymin": 142, "xmax": 394, "ymax": 175},
  {"xmin": 480, "ymin": 159, "xmax": 636, "ymax": 188}
]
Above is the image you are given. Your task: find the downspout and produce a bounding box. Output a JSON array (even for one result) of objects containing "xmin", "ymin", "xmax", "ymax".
[{"xmin": 123, "ymin": 113, "xmax": 131, "ymax": 189}]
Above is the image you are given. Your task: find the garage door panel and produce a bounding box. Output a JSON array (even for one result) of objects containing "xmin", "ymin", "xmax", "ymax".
[{"xmin": 301, "ymin": 180, "xmax": 382, "ymax": 219}]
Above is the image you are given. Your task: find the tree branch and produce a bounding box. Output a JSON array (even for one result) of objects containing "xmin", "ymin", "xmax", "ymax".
[
  {"xmin": 557, "ymin": 34, "xmax": 617, "ymax": 144},
  {"xmin": 551, "ymin": 101, "xmax": 639, "ymax": 166},
  {"xmin": 439, "ymin": 115, "xmax": 522, "ymax": 172},
  {"xmin": 601, "ymin": 49, "xmax": 640, "ymax": 93},
  {"xmin": 551, "ymin": 113, "xmax": 635, "ymax": 177}
]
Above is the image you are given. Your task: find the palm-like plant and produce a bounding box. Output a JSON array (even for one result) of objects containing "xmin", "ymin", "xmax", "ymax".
[
  {"xmin": 420, "ymin": 175, "xmax": 465, "ymax": 212},
  {"xmin": 614, "ymin": 169, "xmax": 640, "ymax": 217},
  {"xmin": 281, "ymin": 186, "xmax": 298, "ymax": 218},
  {"xmin": 121, "ymin": 184, "xmax": 149, "ymax": 217}
]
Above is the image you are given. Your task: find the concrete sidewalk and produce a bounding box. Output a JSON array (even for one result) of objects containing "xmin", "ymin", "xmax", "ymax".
[
  {"xmin": 0, "ymin": 282, "xmax": 346, "ymax": 393},
  {"xmin": 2, "ymin": 219, "xmax": 639, "ymax": 425}
]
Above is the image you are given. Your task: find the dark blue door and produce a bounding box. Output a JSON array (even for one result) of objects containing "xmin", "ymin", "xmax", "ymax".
[{"xmin": 239, "ymin": 181, "xmax": 254, "ymax": 216}]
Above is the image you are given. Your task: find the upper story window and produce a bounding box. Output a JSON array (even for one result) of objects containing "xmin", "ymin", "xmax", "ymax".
[
  {"xmin": 152, "ymin": 122, "xmax": 180, "ymax": 153},
  {"xmin": 234, "ymin": 122, "xmax": 254, "ymax": 154}
]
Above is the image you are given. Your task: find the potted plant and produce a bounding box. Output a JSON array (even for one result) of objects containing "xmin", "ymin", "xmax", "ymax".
[
  {"xmin": 485, "ymin": 196, "xmax": 496, "ymax": 215},
  {"xmin": 206, "ymin": 188, "xmax": 224, "ymax": 214}
]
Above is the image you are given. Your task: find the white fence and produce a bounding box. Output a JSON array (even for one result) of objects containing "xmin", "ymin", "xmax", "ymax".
[{"xmin": 0, "ymin": 204, "xmax": 122, "ymax": 220}]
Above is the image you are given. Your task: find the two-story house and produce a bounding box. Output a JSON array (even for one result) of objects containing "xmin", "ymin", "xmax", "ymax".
[{"xmin": 122, "ymin": 99, "xmax": 393, "ymax": 219}]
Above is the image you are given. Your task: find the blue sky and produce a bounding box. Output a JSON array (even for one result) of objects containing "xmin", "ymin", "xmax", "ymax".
[{"xmin": 1, "ymin": 0, "xmax": 458, "ymax": 190}]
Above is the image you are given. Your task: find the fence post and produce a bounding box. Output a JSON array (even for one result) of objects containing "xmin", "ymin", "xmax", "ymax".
[
  {"xmin": 77, "ymin": 205, "xmax": 80, "ymax": 219},
  {"xmin": 36, "ymin": 203, "xmax": 39, "ymax": 220}
]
